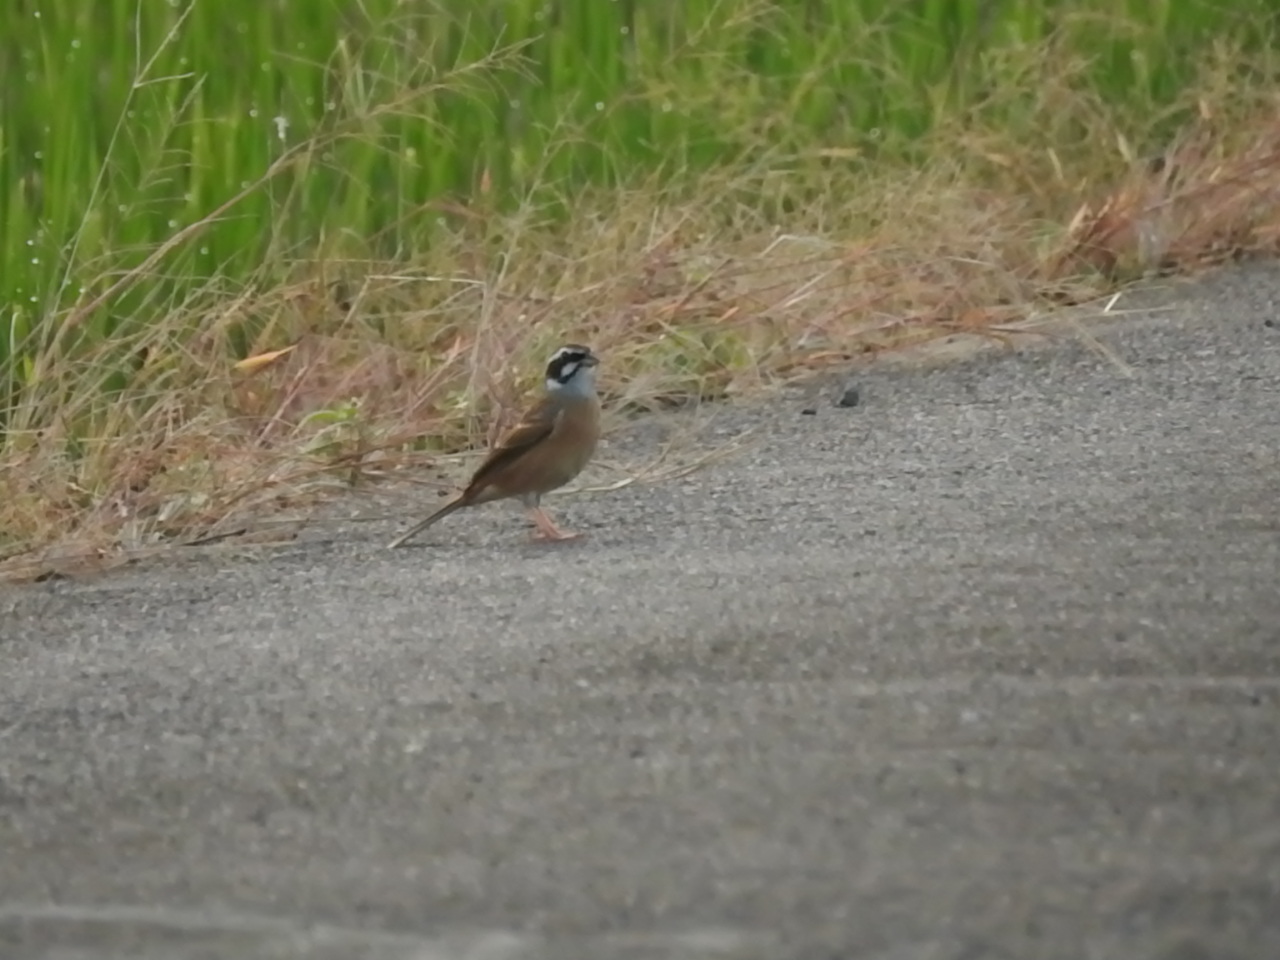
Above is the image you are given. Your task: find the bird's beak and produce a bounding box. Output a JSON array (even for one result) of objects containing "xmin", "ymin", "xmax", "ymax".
[{"xmin": 583, "ymin": 353, "xmax": 600, "ymax": 367}]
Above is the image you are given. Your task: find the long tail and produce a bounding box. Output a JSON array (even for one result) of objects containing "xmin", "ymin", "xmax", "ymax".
[{"xmin": 386, "ymin": 497, "xmax": 465, "ymax": 549}]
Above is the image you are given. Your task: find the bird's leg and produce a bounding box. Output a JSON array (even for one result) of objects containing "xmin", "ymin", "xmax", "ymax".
[{"xmin": 528, "ymin": 506, "xmax": 580, "ymax": 541}]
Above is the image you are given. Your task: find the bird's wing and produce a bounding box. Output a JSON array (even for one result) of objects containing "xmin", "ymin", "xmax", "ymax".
[{"xmin": 462, "ymin": 397, "xmax": 560, "ymax": 496}]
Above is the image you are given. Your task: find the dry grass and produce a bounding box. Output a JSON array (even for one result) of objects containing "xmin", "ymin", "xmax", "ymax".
[{"xmin": 5, "ymin": 98, "xmax": 1280, "ymax": 582}]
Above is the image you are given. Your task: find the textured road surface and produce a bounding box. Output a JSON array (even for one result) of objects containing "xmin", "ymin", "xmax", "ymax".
[{"xmin": 3, "ymin": 264, "xmax": 1279, "ymax": 960}]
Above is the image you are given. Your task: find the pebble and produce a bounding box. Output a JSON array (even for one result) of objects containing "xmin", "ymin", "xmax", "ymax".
[{"xmin": 835, "ymin": 383, "xmax": 861, "ymax": 408}]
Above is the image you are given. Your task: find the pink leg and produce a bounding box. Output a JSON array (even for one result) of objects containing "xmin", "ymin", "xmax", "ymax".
[{"xmin": 528, "ymin": 506, "xmax": 581, "ymax": 541}]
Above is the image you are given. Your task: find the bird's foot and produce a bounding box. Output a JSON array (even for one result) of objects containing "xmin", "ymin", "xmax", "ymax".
[
  {"xmin": 531, "ymin": 528, "xmax": 582, "ymax": 542},
  {"xmin": 528, "ymin": 507, "xmax": 582, "ymax": 541}
]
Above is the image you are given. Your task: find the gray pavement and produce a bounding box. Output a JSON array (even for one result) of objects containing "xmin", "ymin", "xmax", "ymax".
[{"xmin": 2, "ymin": 263, "xmax": 1279, "ymax": 960}]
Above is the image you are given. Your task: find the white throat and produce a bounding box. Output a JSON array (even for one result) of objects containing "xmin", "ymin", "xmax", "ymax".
[{"xmin": 547, "ymin": 366, "xmax": 596, "ymax": 399}]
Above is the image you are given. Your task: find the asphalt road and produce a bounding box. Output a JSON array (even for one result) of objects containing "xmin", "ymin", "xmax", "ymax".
[{"xmin": 2, "ymin": 264, "xmax": 1279, "ymax": 960}]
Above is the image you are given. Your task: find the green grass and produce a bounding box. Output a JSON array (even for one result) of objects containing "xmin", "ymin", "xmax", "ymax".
[{"xmin": 2, "ymin": 0, "xmax": 1279, "ymax": 570}]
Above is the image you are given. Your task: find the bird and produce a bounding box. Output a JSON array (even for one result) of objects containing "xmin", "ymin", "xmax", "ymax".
[{"xmin": 386, "ymin": 343, "xmax": 602, "ymax": 548}]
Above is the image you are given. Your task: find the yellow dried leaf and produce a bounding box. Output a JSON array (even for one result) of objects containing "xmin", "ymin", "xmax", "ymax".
[{"xmin": 234, "ymin": 345, "xmax": 297, "ymax": 374}]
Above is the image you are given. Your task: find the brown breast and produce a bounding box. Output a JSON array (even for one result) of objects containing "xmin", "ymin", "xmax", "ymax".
[{"xmin": 480, "ymin": 393, "xmax": 600, "ymax": 499}]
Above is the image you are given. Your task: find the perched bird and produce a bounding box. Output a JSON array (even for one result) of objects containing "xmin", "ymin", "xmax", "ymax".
[{"xmin": 387, "ymin": 344, "xmax": 602, "ymax": 548}]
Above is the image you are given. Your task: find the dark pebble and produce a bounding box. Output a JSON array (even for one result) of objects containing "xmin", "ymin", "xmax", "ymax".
[
  {"xmin": 835, "ymin": 384, "xmax": 861, "ymax": 408},
  {"xmin": 801, "ymin": 407, "xmax": 817, "ymax": 416}
]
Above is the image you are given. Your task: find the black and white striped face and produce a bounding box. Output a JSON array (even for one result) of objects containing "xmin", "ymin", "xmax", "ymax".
[{"xmin": 544, "ymin": 344, "xmax": 599, "ymax": 395}]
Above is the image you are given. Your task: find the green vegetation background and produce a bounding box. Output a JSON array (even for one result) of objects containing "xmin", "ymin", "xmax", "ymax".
[{"xmin": 1, "ymin": 0, "xmax": 1276, "ymax": 420}]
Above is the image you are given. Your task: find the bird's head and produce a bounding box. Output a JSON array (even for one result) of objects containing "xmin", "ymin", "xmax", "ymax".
[{"xmin": 544, "ymin": 343, "xmax": 599, "ymax": 397}]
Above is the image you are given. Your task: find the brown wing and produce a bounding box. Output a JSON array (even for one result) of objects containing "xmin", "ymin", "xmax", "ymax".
[{"xmin": 460, "ymin": 397, "xmax": 559, "ymax": 500}]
